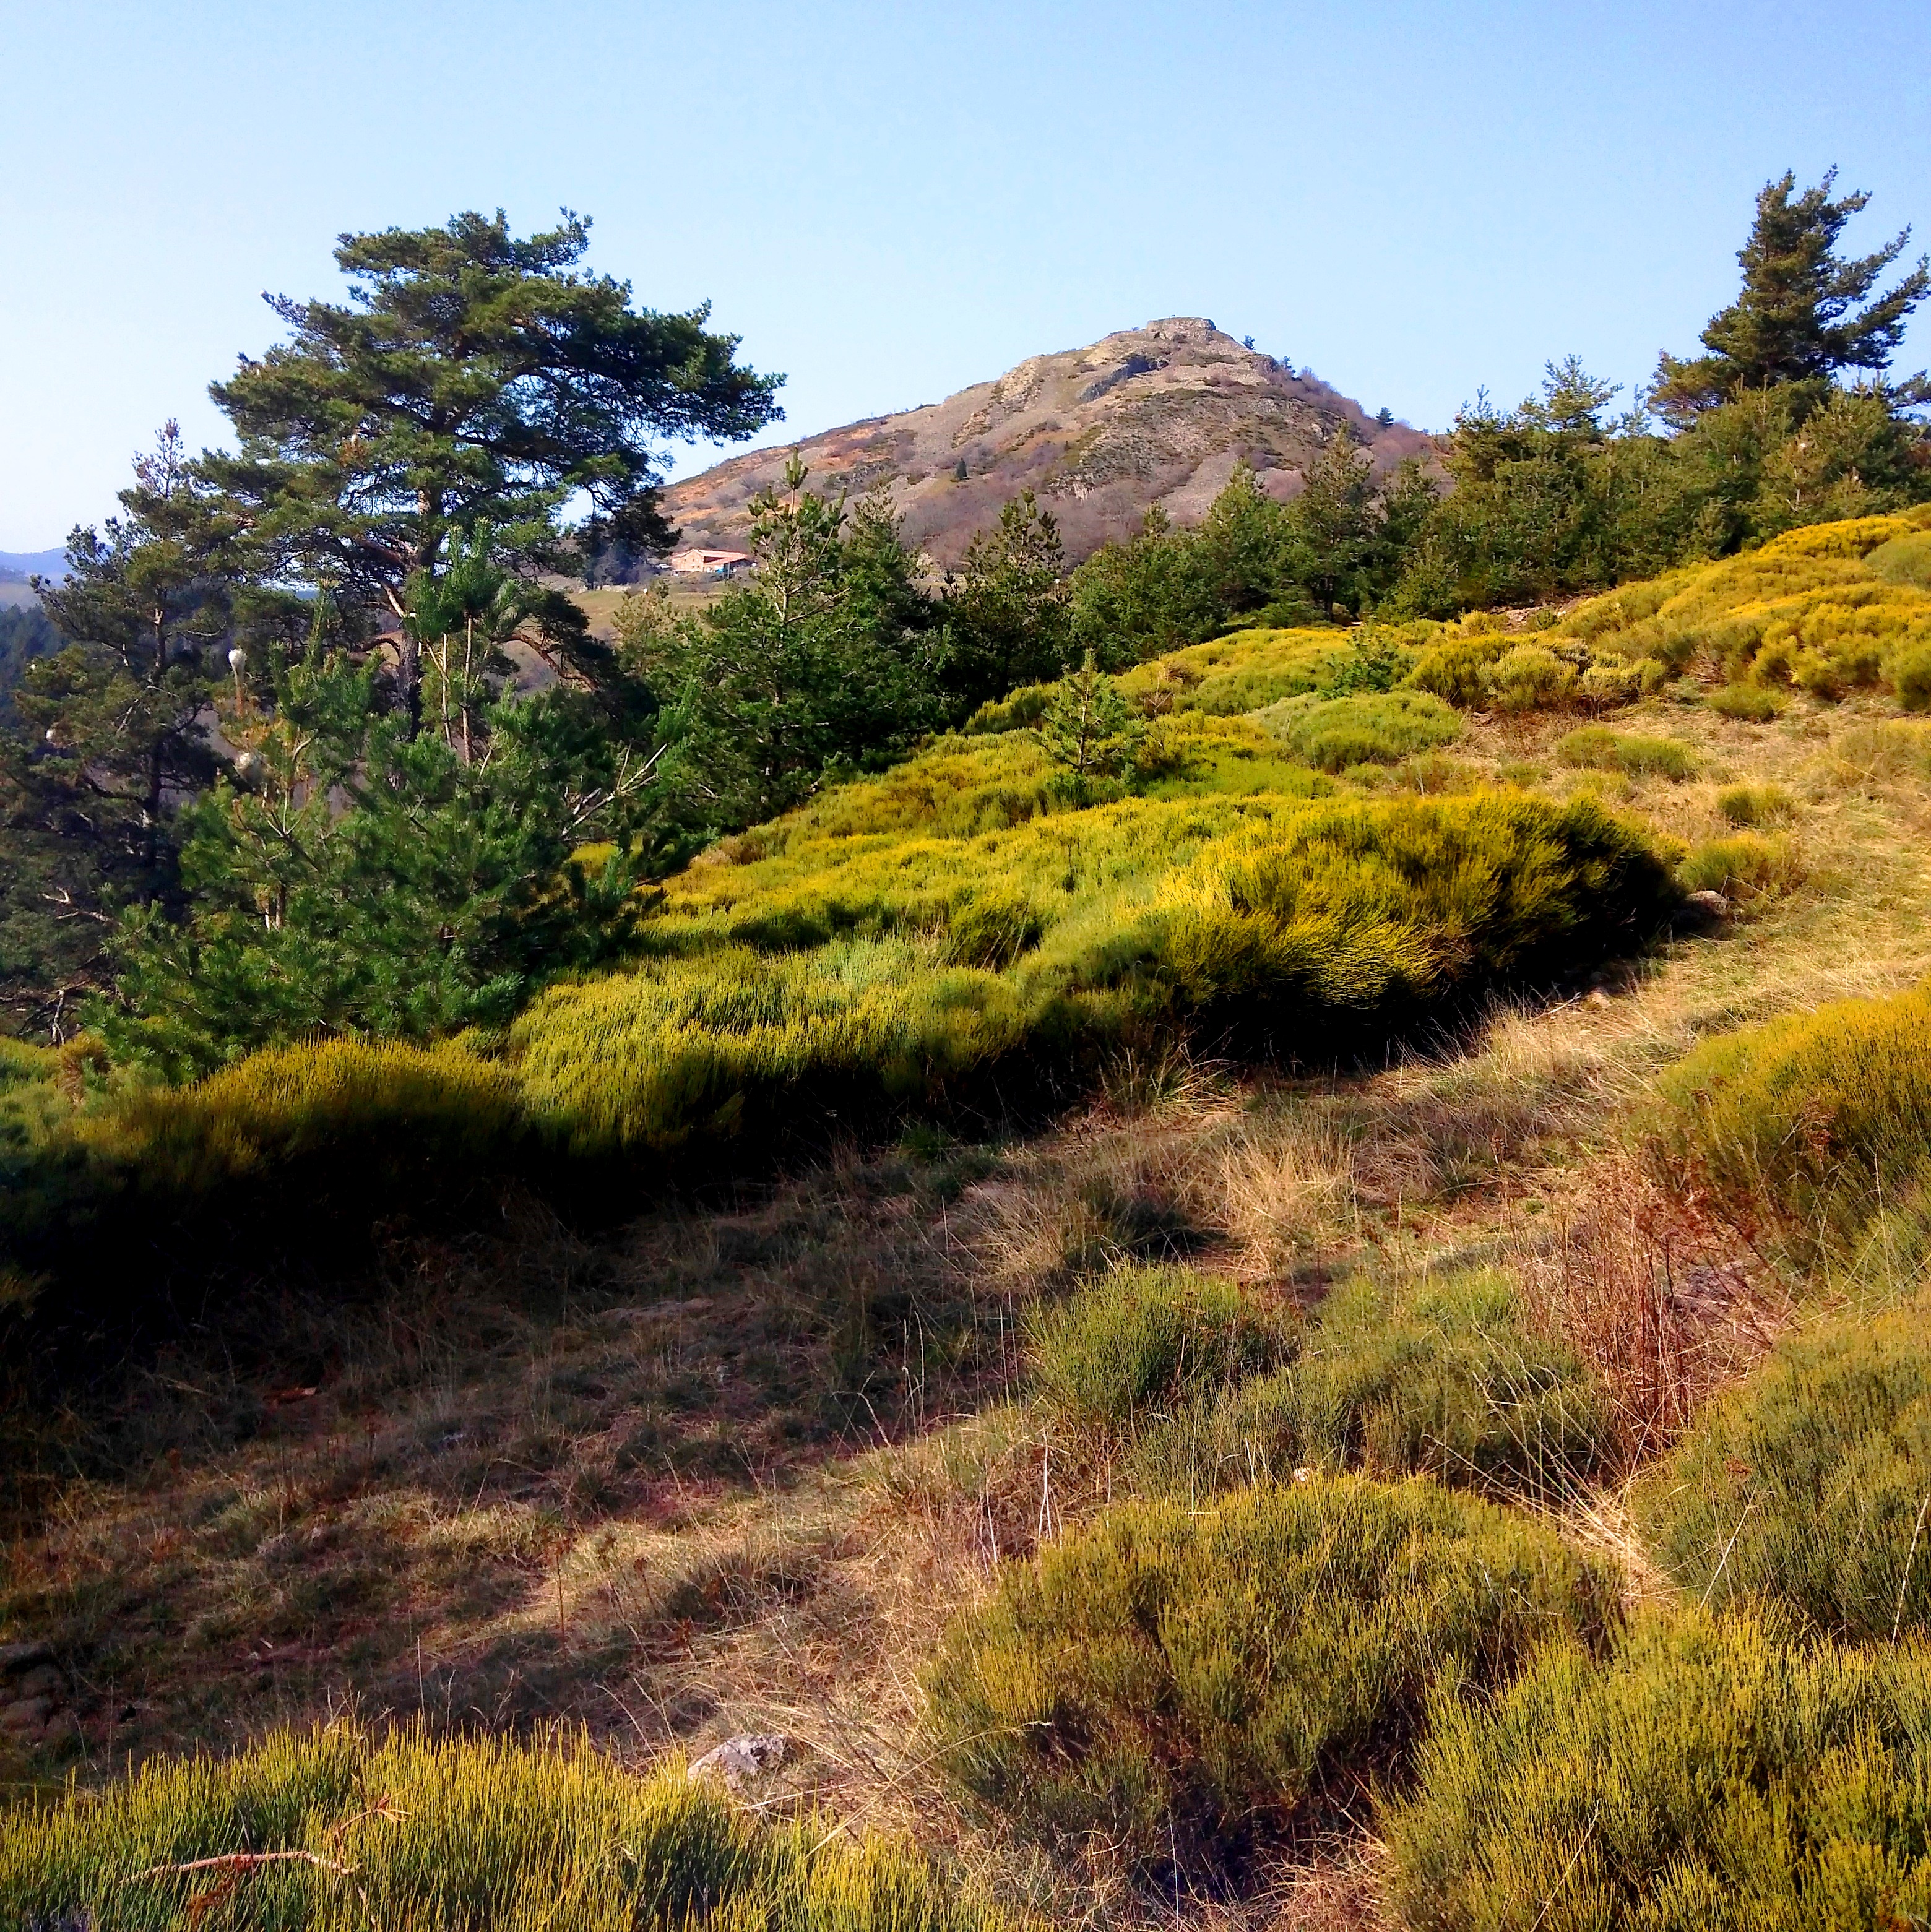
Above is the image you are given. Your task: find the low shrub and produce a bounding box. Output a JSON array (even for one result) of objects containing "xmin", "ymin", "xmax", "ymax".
[
  {"xmin": 1126, "ymin": 1268, "xmax": 1612, "ymax": 1506},
  {"xmin": 1485, "ymin": 644, "xmax": 1576, "ymax": 712},
  {"xmin": 1637, "ymin": 1300, "xmax": 1931, "ymax": 1639},
  {"xmin": 1553, "ymin": 508, "xmax": 1931, "ymax": 702},
  {"xmin": 1651, "ymin": 981, "xmax": 1931, "ymax": 1266},
  {"xmin": 925, "ymin": 1474, "xmax": 1615, "ymax": 1874},
  {"xmin": 1706, "ymin": 683, "xmax": 1786, "ymax": 721},
  {"xmin": 1404, "ymin": 633, "xmax": 1508, "ymax": 707},
  {"xmin": 1895, "ymin": 642, "xmax": 1931, "ymax": 711},
  {"xmin": 1868, "ymin": 530, "xmax": 1931, "ymax": 590},
  {"xmin": 1557, "ymin": 727, "xmax": 1699, "ymax": 780},
  {"xmin": 1113, "ymin": 628, "xmax": 1355, "ymax": 717},
  {"xmin": 1, "ymin": 1040, "xmax": 531, "ymax": 1304},
  {"xmin": 1026, "ymin": 1266, "xmax": 1295, "ymax": 1436},
  {"xmin": 0, "ymin": 1721, "xmax": 1014, "ymax": 1932},
  {"xmin": 3, "ymin": 765, "xmax": 1679, "ymax": 1302},
  {"xmin": 1256, "ymin": 689, "xmax": 1462, "ymax": 770},
  {"xmin": 1387, "ymin": 1609, "xmax": 1931, "ymax": 1932},
  {"xmin": 1677, "ymin": 832, "xmax": 1800, "ymax": 903},
  {"xmin": 962, "ymin": 682, "xmax": 1056, "ymax": 735},
  {"xmin": 512, "ymin": 791, "xmax": 1678, "ymax": 1159},
  {"xmin": 1714, "ymin": 782, "xmax": 1795, "ymax": 827}
]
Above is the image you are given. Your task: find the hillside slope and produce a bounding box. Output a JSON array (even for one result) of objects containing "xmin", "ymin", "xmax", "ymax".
[
  {"xmin": 659, "ymin": 317, "xmax": 1432, "ymax": 567},
  {"xmin": 13, "ymin": 511, "xmax": 1931, "ymax": 1930}
]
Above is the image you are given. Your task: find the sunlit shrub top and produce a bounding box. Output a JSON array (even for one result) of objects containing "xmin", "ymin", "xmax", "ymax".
[
  {"xmin": 1651, "ymin": 980, "xmax": 1931, "ymax": 1266},
  {"xmin": 1555, "ymin": 504, "xmax": 1931, "ymax": 704},
  {"xmin": 0, "ymin": 1720, "xmax": 1020, "ymax": 1932}
]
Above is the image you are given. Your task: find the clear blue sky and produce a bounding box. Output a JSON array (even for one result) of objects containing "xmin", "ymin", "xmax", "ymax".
[{"xmin": 4, "ymin": 0, "xmax": 1928, "ymax": 550}]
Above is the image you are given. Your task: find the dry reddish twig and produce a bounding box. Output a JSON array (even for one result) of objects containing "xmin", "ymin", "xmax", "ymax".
[{"xmin": 1514, "ymin": 1158, "xmax": 1792, "ymax": 1473}]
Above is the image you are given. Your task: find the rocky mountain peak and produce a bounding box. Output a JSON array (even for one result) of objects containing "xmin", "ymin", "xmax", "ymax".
[{"xmin": 655, "ymin": 321, "xmax": 1431, "ymax": 571}]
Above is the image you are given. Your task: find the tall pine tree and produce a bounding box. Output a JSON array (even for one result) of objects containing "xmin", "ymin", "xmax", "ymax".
[{"xmin": 1652, "ymin": 170, "xmax": 1929, "ymax": 425}]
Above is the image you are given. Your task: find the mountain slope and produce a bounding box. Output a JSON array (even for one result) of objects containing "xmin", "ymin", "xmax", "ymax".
[{"xmin": 660, "ymin": 317, "xmax": 1433, "ymax": 567}]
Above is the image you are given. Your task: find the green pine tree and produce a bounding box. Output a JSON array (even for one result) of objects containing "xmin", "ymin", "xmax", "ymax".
[
  {"xmin": 202, "ymin": 209, "xmax": 784, "ymax": 725},
  {"xmin": 1652, "ymin": 169, "xmax": 1930, "ymax": 425},
  {"xmin": 1037, "ymin": 650, "xmax": 1146, "ymax": 804},
  {"xmin": 942, "ymin": 490, "xmax": 1073, "ymax": 707}
]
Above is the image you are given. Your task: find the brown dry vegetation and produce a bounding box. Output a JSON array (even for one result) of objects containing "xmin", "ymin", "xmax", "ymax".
[{"xmin": 6, "ymin": 678, "xmax": 1931, "ymax": 1928}]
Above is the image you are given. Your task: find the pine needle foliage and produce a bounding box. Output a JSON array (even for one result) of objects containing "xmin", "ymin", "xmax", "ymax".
[
  {"xmin": 1388, "ymin": 1610, "xmax": 1931, "ymax": 1932},
  {"xmin": 0, "ymin": 1722, "xmax": 1016, "ymax": 1932},
  {"xmin": 923, "ymin": 1474, "xmax": 1617, "ymax": 1874}
]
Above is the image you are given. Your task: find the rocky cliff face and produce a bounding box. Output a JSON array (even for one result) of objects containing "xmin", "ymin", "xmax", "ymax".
[{"xmin": 657, "ymin": 318, "xmax": 1433, "ymax": 568}]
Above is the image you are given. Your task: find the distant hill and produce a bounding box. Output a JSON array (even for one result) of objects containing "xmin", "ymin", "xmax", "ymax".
[
  {"xmin": 656, "ymin": 317, "xmax": 1434, "ymax": 571},
  {"xmin": 0, "ymin": 549, "xmax": 66, "ymax": 585}
]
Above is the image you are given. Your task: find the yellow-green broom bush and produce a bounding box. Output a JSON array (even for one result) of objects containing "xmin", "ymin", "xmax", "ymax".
[
  {"xmin": 924, "ymin": 1473, "xmax": 1615, "ymax": 1874},
  {"xmin": 1386, "ymin": 1609, "xmax": 1931, "ymax": 1932},
  {"xmin": 1125, "ymin": 1268, "xmax": 1611, "ymax": 1507},
  {"xmin": 1555, "ymin": 506, "xmax": 1931, "ymax": 703},
  {"xmin": 0, "ymin": 1722, "xmax": 1016, "ymax": 1932},
  {"xmin": 1255, "ymin": 689, "xmax": 1462, "ymax": 771},
  {"xmin": 1404, "ymin": 631, "xmax": 1511, "ymax": 707},
  {"xmin": 1113, "ymin": 626, "xmax": 1361, "ymax": 715},
  {"xmin": 1651, "ymin": 981, "xmax": 1931, "ymax": 1268},
  {"xmin": 1026, "ymin": 1265, "xmax": 1296, "ymax": 1436},
  {"xmin": 1636, "ymin": 1299, "xmax": 1931, "ymax": 1640},
  {"xmin": 511, "ymin": 789, "xmax": 1677, "ymax": 1160},
  {"xmin": 1868, "ymin": 530, "xmax": 1931, "ymax": 591}
]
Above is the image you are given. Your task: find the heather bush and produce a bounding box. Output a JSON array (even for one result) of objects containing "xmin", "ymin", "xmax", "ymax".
[
  {"xmin": 1637, "ymin": 1300, "xmax": 1931, "ymax": 1639},
  {"xmin": 925, "ymin": 1474, "xmax": 1615, "ymax": 1873},
  {"xmin": 0, "ymin": 1722, "xmax": 1014, "ymax": 1932},
  {"xmin": 1388, "ymin": 1609, "xmax": 1931, "ymax": 1932}
]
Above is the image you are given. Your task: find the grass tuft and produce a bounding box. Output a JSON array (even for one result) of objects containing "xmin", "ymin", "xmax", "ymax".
[
  {"xmin": 1024, "ymin": 1265, "xmax": 1294, "ymax": 1438},
  {"xmin": 1638, "ymin": 1297, "xmax": 1931, "ymax": 1639},
  {"xmin": 0, "ymin": 1720, "xmax": 1017, "ymax": 1932}
]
